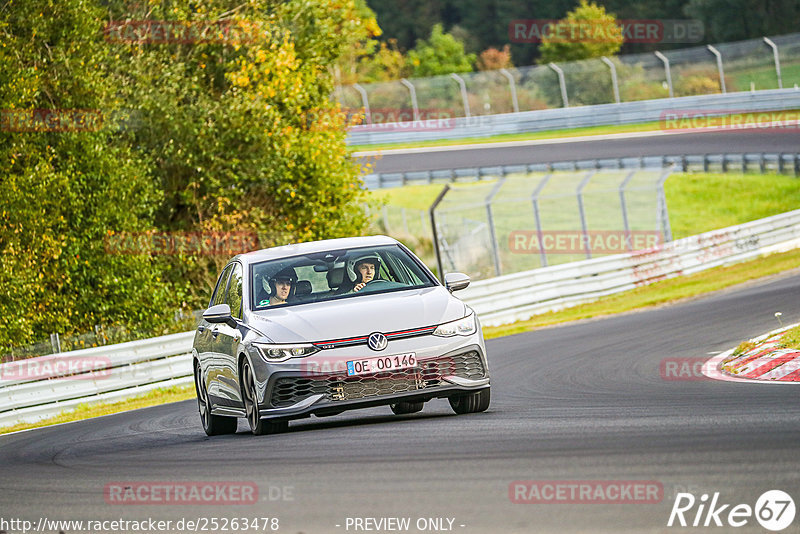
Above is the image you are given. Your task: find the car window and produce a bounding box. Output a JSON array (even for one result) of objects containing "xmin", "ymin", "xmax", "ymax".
[
  {"xmin": 226, "ymin": 262, "xmax": 244, "ymax": 319},
  {"xmin": 251, "ymin": 244, "xmax": 436, "ymax": 310},
  {"xmin": 210, "ymin": 264, "xmax": 233, "ymax": 308}
]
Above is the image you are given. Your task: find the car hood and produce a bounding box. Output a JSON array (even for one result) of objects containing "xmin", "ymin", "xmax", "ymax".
[{"xmin": 247, "ymin": 286, "xmax": 466, "ymax": 343}]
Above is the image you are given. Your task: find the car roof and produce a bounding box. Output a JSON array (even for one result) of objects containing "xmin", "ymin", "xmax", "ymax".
[{"xmin": 234, "ymin": 235, "xmax": 400, "ymax": 265}]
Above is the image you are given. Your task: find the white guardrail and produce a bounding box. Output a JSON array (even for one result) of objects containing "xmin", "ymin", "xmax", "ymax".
[
  {"xmin": 2, "ymin": 209, "xmax": 800, "ymax": 427},
  {"xmin": 347, "ymin": 89, "xmax": 800, "ymax": 146}
]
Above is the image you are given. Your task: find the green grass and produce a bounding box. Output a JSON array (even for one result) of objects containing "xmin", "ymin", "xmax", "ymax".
[
  {"xmin": 350, "ymin": 108, "xmax": 800, "ymax": 152},
  {"xmin": 482, "ymin": 247, "xmax": 800, "ymax": 339},
  {"xmin": 0, "ymin": 385, "xmax": 196, "ymax": 435},
  {"xmin": 351, "ymin": 121, "xmax": 664, "ymax": 152},
  {"xmin": 372, "ymin": 172, "xmax": 800, "ymax": 241}
]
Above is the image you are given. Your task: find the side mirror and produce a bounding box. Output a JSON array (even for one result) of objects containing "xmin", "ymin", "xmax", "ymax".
[
  {"xmin": 444, "ymin": 272, "xmax": 470, "ymax": 292},
  {"xmin": 203, "ymin": 303, "xmax": 237, "ymax": 328}
]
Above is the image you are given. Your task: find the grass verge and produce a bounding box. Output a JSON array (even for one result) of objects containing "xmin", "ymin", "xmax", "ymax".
[
  {"xmin": 0, "ymin": 385, "xmax": 196, "ymax": 435},
  {"xmin": 371, "ymin": 172, "xmax": 800, "ymax": 240},
  {"xmin": 482, "ymin": 247, "xmax": 800, "ymax": 339},
  {"xmin": 349, "ymin": 109, "xmax": 800, "ymax": 152}
]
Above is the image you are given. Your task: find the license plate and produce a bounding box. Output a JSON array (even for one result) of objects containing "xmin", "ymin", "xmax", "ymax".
[{"xmin": 346, "ymin": 353, "xmax": 417, "ymax": 377}]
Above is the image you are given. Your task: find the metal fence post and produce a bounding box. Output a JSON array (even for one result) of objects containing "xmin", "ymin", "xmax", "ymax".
[
  {"xmin": 352, "ymin": 83, "xmax": 372, "ymax": 124},
  {"xmin": 763, "ymin": 37, "xmax": 783, "ymax": 89},
  {"xmin": 548, "ymin": 63, "xmax": 569, "ymax": 108},
  {"xmin": 654, "ymin": 51, "xmax": 674, "ymax": 98},
  {"xmin": 450, "ymin": 73, "xmax": 471, "ymax": 118},
  {"xmin": 486, "ymin": 179, "xmax": 507, "ymax": 277},
  {"xmin": 601, "ymin": 56, "xmax": 621, "ymax": 104},
  {"xmin": 500, "ymin": 68, "xmax": 520, "ymax": 113},
  {"xmin": 400, "ymin": 78, "xmax": 420, "ymax": 121},
  {"xmin": 429, "ymin": 185, "xmax": 451, "ymax": 282},
  {"xmin": 706, "ymin": 45, "xmax": 727, "ymax": 93},
  {"xmin": 576, "ymin": 171, "xmax": 597, "ymax": 259},
  {"xmin": 50, "ymin": 333, "xmax": 61, "ymax": 354},
  {"xmin": 531, "ymin": 173, "xmax": 553, "ymax": 267},
  {"xmin": 657, "ymin": 167, "xmax": 674, "ymax": 242},
  {"xmin": 618, "ymin": 170, "xmax": 637, "ymax": 251}
]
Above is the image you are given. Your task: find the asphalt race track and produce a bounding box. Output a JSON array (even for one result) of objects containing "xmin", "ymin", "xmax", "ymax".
[
  {"xmin": 2, "ymin": 270, "xmax": 800, "ymax": 533},
  {"xmin": 358, "ymin": 128, "xmax": 800, "ymax": 174}
]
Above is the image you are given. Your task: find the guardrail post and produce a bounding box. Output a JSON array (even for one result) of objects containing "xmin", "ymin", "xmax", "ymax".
[
  {"xmin": 618, "ymin": 170, "xmax": 637, "ymax": 251},
  {"xmin": 703, "ymin": 154, "xmax": 709, "ymax": 172},
  {"xmin": 352, "ymin": 83, "xmax": 372, "ymax": 124},
  {"xmin": 763, "ymin": 37, "xmax": 783, "ymax": 89},
  {"xmin": 654, "ymin": 51, "xmax": 673, "ymax": 98},
  {"xmin": 576, "ymin": 171, "xmax": 597, "ymax": 259},
  {"xmin": 500, "ymin": 68, "xmax": 520, "ymax": 113},
  {"xmin": 50, "ymin": 333, "xmax": 61, "ymax": 354},
  {"xmin": 486, "ymin": 179, "xmax": 507, "ymax": 277},
  {"xmin": 759, "ymin": 153, "xmax": 766, "ymax": 174},
  {"xmin": 548, "ymin": 63, "xmax": 569, "ymax": 108},
  {"xmin": 450, "ymin": 73, "xmax": 471, "ymax": 118},
  {"xmin": 601, "ymin": 56, "xmax": 621, "ymax": 104},
  {"xmin": 657, "ymin": 167, "xmax": 674, "ymax": 242},
  {"xmin": 429, "ymin": 185, "xmax": 451, "ymax": 282},
  {"xmin": 706, "ymin": 45, "xmax": 727, "ymax": 93},
  {"xmin": 531, "ymin": 173, "xmax": 553, "ymax": 267},
  {"xmin": 400, "ymin": 78, "xmax": 421, "ymax": 121}
]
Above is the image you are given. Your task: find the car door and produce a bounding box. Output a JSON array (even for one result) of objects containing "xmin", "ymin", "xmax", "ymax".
[
  {"xmin": 199, "ymin": 264, "xmax": 233, "ymax": 399},
  {"xmin": 212, "ymin": 261, "xmax": 245, "ymax": 405}
]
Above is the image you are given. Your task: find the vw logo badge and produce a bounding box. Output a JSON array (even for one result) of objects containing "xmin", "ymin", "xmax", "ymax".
[{"xmin": 367, "ymin": 332, "xmax": 388, "ymax": 351}]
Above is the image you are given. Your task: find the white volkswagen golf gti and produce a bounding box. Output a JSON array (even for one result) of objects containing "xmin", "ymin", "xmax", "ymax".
[{"xmin": 192, "ymin": 235, "xmax": 490, "ymax": 435}]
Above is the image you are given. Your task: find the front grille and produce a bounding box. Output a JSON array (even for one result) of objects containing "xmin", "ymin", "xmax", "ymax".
[{"xmin": 268, "ymin": 351, "xmax": 485, "ymax": 408}]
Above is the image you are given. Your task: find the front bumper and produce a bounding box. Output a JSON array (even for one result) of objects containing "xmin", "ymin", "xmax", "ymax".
[{"xmin": 253, "ymin": 337, "xmax": 490, "ymax": 420}]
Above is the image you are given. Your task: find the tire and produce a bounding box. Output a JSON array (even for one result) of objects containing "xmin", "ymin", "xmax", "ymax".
[
  {"xmin": 390, "ymin": 401, "xmax": 424, "ymax": 415},
  {"xmin": 448, "ymin": 388, "xmax": 490, "ymax": 414},
  {"xmin": 194, "ymin": 362, "xmax": 238, "ymax": 436},
  {"xmin": 241, "ymin": 360, "xmax": 289, "ymax": 436}
]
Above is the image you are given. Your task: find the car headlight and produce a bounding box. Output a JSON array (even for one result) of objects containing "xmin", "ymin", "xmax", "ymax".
[
  {"xmin": 254, "ymin": 342, "xmax": 319, "ymax": 362},
  {"xmin": 433, "ymin": 312, "xmax": 477, "ymax": 337}
]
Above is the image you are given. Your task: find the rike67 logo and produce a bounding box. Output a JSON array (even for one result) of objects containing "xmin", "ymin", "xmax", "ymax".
[{"xmin": 668, "ymin": 490, "xmax": 796, "ymax": 531}]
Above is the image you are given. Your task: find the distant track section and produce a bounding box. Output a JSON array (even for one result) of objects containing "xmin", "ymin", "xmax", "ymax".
[{"xmin": 357, "ymin": 129, "xmax": 800, "ymax": 174}]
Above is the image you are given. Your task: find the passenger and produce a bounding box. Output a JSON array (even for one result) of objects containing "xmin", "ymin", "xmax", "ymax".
[{"xmin": 259, "ymin": 266, "xmax": 297, "ymax": 306}]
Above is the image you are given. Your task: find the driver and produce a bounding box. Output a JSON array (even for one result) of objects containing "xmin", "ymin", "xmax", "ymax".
[
  {"xmin": 347, "ymin": 253, "xmax": 381, "ymax": 292},
  {"xmin": 259, "ymin": 266, "xmax": 297, "ymax": 306}
]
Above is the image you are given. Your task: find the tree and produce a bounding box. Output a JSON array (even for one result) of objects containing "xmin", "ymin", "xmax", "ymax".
[
  {"xmin": 407, "ymin": 24, "xmax": 476, "ymax": 77},
  {"xmin": 477, "ymin": 45, "xmax": 514, "ymax": 71},
  {"xmin": 0, "ymin": 0, "xmax": 174, "ymax": 346},
  {"xmin": 108, "ymin": 0, "xmax": 373, "ymax": 305},
  {"xmin": 539, "ymin": 0, "xmax": 624, "ymax": 64}
]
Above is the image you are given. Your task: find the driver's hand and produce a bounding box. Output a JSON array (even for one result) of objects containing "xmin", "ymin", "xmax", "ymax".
[{"xmin": 354, "ymin": 283, "xmax": 366, "ymax": 291}]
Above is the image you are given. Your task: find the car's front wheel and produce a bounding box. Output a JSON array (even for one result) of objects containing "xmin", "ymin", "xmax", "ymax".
[
  {"xmin": 448, "ymin": 388, "xmax": 490, "ymax": 414},
  {"xmin": 241, "ymin": 360, "xmax": 289, "ymax": 436},
  {"xmin": 390, "ymin": 401, "xmax": 424, "ymax": 415},
  {"xmin": 195, "ymin": 361, "xmax": 237, "ymax": 436}
]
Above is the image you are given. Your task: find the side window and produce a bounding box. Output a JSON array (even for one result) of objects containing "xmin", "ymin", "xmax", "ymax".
[
  {"xmin": 210, "ymin": 265, "xmax": 233, "ymax": 308},
  {"xmin": 227, "ymin": 263, "xmax": 244, "ymax": 319}
]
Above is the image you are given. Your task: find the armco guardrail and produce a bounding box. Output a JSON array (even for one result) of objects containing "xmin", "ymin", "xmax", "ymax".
[
  {"xmin": 363, "ymin": 153, "xmax": 800, "ymax": 189},
  {"xmin": 2, "ymin": 210, "xmax": 799, "ymax": 428},
  {"xmin": 348, "ymin": 89, "xmax": 800, "ymax": 146},
  {"xmin": 459, "ymin": 209, "xmax": 800, "ymax": 326},
  {"xmin": 0, "ymin": 332, "xmax": 194, "ymax": 428}
]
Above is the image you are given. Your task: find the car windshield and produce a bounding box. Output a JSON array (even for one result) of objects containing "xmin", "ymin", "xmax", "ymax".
[{"xmin": 250, "ymin": 244, "xmax": 437, "ymax": 310}]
